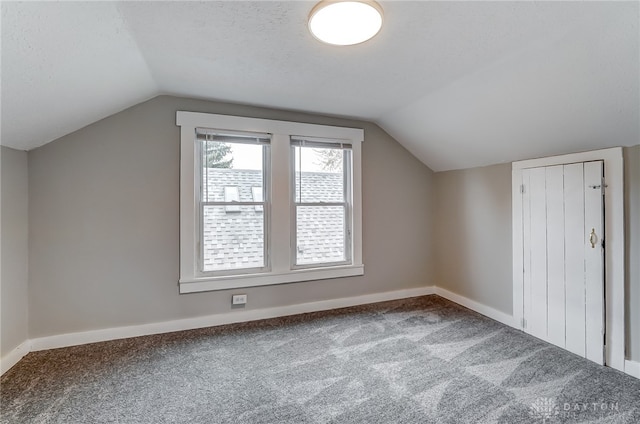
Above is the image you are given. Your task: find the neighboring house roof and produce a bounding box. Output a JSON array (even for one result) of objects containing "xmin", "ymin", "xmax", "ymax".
[{"xmin": 202, "ymin": 168, "xmax": 346, "ymax": 271}]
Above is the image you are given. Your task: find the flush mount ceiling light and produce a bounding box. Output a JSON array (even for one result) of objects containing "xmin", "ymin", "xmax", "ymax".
[{"xmin": 308, "ymin": 1, "xmax": 383, "ymax": 46}]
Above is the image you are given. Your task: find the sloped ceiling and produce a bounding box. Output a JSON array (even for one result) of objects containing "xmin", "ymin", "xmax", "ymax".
[{"xmin": 2, "ymin": 1, "xmax": 638, "ymax": 171}]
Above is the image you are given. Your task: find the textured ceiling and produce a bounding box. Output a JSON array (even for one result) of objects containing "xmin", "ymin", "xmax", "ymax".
[{"xmin": 2, "ymin": 1, "xmax": 638, "ymax": 171}]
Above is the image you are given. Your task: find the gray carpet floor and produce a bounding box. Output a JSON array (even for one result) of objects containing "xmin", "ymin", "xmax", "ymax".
[{"xmin": 1, "ymin": 295, "xmax": 639, "ymax": 424}]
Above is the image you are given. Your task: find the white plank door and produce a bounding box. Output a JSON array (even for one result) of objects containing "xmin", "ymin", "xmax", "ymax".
[
  {"xmin": 564, "ymin": 163, "xmax": 586, "ymax": 357},
  {"xmin": 584, "ymin": 161, "xmax": 605, "ymax": 364},
  {"xmin": 521, "ymin": 160, "xmax": 604, "ymax": 364},
  {"xmin": 546, "ymin": 165, "xmax": 565, "ymax": 348},
  {"xmin": 525, "ymin": 167, "xmax": 548, "ymax": 341}
]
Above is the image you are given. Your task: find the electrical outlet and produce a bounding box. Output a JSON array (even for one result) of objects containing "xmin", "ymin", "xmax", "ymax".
[{"xmin": 232, "ymin": 294, "xmax": 247, "ymax": 305}]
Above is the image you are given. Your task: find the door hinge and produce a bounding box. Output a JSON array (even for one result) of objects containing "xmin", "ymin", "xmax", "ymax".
[
  {"xmin": 520, "ymin": 184, "xmax": 526, "ymax": 194},
  {"xmin": 521, "ymin": 318, "xmax": 526, "ymax": 329}
]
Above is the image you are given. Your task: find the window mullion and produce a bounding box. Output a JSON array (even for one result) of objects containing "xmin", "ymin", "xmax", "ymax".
[{"xmin": 269, "ymin": 134, "xmax": 292, "ymax": 273}]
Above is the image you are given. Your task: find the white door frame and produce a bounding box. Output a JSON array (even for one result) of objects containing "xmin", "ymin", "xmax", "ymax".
[{"xmin": 512, "ymin": 147, "xmax": 624, "ymax": 371}]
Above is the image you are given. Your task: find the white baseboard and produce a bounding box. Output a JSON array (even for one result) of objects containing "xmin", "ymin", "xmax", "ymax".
[
  {"xmin": 30, "ymin": 286, "xmax": 435, "ymax": 352},
  {"xmin": 434, "ymin": 286, "xmax": 517, "ymax": 328},
  {"xmin": 0, "ymin": 340, "xmax": 31, "ymax": 375},
  {"xmin": 625, "ymin": 360, "xmax": 640, "ymax": 379},
  {"xmin": 9, "ymin": 285, "xmax": 638, "ymax": 381}
]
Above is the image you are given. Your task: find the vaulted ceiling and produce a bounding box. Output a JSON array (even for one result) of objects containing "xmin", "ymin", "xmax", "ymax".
[{"xmin": 2, "ymin": 1, "xmax": 638, "ymax": 171}]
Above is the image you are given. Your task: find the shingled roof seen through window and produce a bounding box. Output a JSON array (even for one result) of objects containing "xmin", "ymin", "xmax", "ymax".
[{"xmin": 202, "ymin": 169, "xmax": 346, "ymax": 271}]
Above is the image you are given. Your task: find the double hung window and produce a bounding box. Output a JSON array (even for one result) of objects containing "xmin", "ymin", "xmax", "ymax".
[
  {"xmin": 197, "ymin": 130, "xmax": 270, "ymax": 274},
  {"xmin": 292, "ymin": 138, "xmax": 352, "ymax": 267},
  {"xmin": 178, "ymin": 112, "xmax": 363, "ymax": 293}
]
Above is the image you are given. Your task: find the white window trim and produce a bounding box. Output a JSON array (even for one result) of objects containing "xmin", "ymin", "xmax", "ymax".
[
  {"xmin": 177, "ymin": 111, "xmax": 364, "ymax": 293},
  {"xmin": 512, "ymin": 147, "xmax": 625, "ymax": 372}
]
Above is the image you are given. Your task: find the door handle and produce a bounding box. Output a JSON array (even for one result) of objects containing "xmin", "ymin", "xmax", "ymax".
[{"xmin": 589, "ymin": 228, "xmax": 598, "ymax": 248}]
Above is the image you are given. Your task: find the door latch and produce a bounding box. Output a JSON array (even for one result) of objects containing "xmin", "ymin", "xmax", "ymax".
[{"xmin": 589, "ymin": 228, "xmax": 598, "ymax": 248}]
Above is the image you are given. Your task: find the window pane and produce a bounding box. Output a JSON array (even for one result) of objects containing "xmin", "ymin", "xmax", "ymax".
[
  {"xmin": 202, "ymin": 141, "xmax": 264, "ymax": 203},
  {"xmin": 251, "ymin": 187, "xmax": 263, "ymax": 212},
  {"xmin": 224, "ymin": 186, "xmax": 240, "ymax": 212},
  {"xmin": 294, "ymin": 146, "xmax": 345, "ymax": 203},
  {"xmin": 202, "ymin": 205, "xmax": 264, "ymax": 272},
  {"xmin": 296, "ymin": 206, "xmax": 345, "ymax": 265}
]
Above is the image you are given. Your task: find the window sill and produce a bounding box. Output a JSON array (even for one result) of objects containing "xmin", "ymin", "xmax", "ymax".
[{"xmin": 179, "ymin": 264, "xmax": 364, "ymax": 294}]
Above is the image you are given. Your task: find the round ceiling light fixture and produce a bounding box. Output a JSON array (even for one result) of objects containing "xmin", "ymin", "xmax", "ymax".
[{"xmin": 308, "ymin": 1, "xmax": 383, "ymax": 46}]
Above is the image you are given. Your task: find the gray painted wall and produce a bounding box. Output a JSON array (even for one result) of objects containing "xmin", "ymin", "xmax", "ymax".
[
  {"xmin": 27, "ymin": 95, "xmax": 436, "ymax": 338},
  {"xmin": 1, "ymin": 146, "xmax": 29, "ymax": 358},
  {"xmin": 625, "ymin": 145, "xmax": 640, "ymax": 361},
  {"xmin": 435, "ymin": 147, "xmax": 640, "ymax": 362},
  {"xmin": 434, "ymin": 163, "xmax": 513, "ymax": 314}
]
